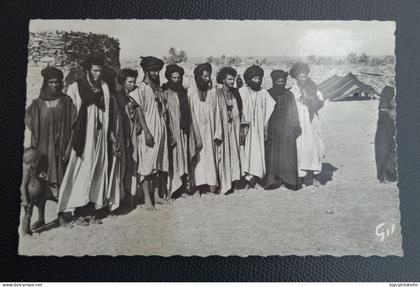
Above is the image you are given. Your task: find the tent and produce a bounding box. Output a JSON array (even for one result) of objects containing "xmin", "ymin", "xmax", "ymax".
[{"xmin": 318, "ymin": 72, "xmax": 376, "ymax": 101}]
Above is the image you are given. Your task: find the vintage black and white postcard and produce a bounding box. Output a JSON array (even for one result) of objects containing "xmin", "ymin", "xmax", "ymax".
[{"xmin": 18, "ymin": 19, "xmax": 400, "ymax": 257}]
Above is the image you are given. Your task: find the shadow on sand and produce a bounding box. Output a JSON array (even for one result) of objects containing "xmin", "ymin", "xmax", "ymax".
[{"xmin": 317, "ymin": 163, "xmax": 338, "ymax": 185}]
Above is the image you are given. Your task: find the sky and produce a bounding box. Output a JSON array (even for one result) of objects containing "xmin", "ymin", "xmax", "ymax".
[{"xmin": 30, "ymin": 20, "xmax": 395, "ymax": 59}]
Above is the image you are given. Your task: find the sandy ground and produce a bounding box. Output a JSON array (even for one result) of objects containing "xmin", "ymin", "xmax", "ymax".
[{"xmin": 18, "ymin": 100, "xmax": 402, "ymax": 256}]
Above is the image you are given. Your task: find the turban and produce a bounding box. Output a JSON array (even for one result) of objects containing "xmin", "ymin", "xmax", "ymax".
[
  {"xmin": 270, "ymin": 69, "xmax": 288, "ymax": 81},
  {"xmin": 41, "ymin": 66, "xmax": 64, "ymax": 81},
  {"xmin": 289, "ymin": 62, "xmax": 310, "ymax": 79},
  {"xmin": 243, "ymin": 65, "xmax": 264, "ymax": 82},
  {"xmin": 193, "ymin": 63, "xmax": 212, "ymax": 78},
  {"xmin": 140, "ymin": 56, "xmax": 164, "ymax": 72},
  {"xmin": 165, "ymin": 64, "xmax": 185, "ymax": 80}
]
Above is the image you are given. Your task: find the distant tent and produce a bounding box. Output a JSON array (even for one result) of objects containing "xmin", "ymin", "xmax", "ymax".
[{"xmin": 318, "ymin": 72, "xmax": 376, "ymax": 101}]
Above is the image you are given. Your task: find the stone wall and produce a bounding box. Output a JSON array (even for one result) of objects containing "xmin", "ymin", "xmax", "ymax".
[{"xmin": 28, "ymin": 30, "xmax": 120, "ymax": 68}]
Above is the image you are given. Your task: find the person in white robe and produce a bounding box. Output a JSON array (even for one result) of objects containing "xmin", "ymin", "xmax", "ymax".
[
  {"xmin": 239, "ymin": 65, "xmax": 275, "ymax": 187},
  {"xmin": 188, "ymin": 63, "xmax": 223, "ymax": 196},
  {"xmin": 129, "ymin": 56, "xmax": 168, "ymax": 210},
  {"xmin": 289, "ymin": 62, "xmax": 325, "ymax": 187},
  {"xmin": 57, "ymin": 55, "xmax": 122, "ymax": 226},
  {"xmin": 215, "ymin": 67, "xmax": 242, "ymax": 194},
  {"xmin": 162, "ymin": 64, "xmax": 202, "ymax": 198}
]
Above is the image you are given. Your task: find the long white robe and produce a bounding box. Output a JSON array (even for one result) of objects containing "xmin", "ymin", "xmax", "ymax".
[
  {"xmin": 239, "ymin": 86, "xmax": 275, "ymax": 179},
  {"xmin": 290, "ymin": 80, "xmax": 325, "ymax": 177},
  {"xmin": 164, "ymin": 88, "xmax": 201, "ymax": 195},
  {"xmin": 216, "ymin": 86, "xmax": 242, "ymax": 193},
  {"xmin": 130, "ymin": 82, "xmax": 168, "ymax": 180},
  {"xmin": 58, "ymin": 81, "xmax": 121, "ymax": 212},
  {"xmin": 188, "ymin": 84, "xmax": 222, "ymax": 187}
]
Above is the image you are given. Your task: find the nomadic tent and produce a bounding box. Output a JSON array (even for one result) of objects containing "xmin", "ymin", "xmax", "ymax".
[{"xmin": 318, "ymin": 72, "xmax": 376, "ymax": 101}]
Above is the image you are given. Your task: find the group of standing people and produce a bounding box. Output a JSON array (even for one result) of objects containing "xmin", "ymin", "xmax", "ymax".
[{"xmin": 21, "ymin": 54, "xmax": 326, "ymax": 231}]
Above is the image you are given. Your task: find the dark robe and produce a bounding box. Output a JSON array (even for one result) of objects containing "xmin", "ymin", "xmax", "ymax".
[
  {"xmin": 115, "ymin": 89, "xmax": 142, "ymax": 195},
  {"xmin": 108, "ymin": 95, "xmax": 126, "ymax": 186},
  {"xmin": 25, "ymin": 96, "xmax": 77, "ymax": 186},
  {"xmin": 375, "ymin": 86, "xmax": 397, "ymax": 182},
  {"xmin": 265, "ymin": 87, "xmax": 301, "ymax": 189}
]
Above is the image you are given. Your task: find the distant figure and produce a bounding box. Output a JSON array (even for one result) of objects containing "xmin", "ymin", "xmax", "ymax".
[
  {"xmin": 162, "ymin": 64, "xmax": 202, "ymax": 198},
  {"xmin": 215, "ymin": 67, "xmax": 243, "ymax": 194},
  {"xmin": 239, "ymin": 65, "xmax": 276, "ymax": 187},
  {"xmin": 289, "ymin": 62, "xmax": 325, "ymax": 187},
  {"xmin": 375, "ymin": 85, "xmax": 397, "ymax": 183},
  {"xmin": 188, "ymin": 63, "xmax": 223, "ymax": 196},
  {"xmin": 265, "ymin": 70, "xmax": 301, "ymax": 190}
]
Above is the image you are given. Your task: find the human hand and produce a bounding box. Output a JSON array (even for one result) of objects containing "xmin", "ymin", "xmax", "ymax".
[{"xmin": 145, "ymin": 132, "xmax": 155, "ymax": 148}]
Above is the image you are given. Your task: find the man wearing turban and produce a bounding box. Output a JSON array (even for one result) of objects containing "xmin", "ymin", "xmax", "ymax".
[
  {"xmin": 162, "ymin": 64, "xmax": 202, "ymax": 198},
  {"xmin": 188, "ymin": 63, "xmax": 223, "ymax": 196},
  {"xmin": 239, "ymin": 65, "xmax": 275, "ymax": 187},
  {"xmin": 289, "ymin": 62, "xmax": 325, "ymax": 187},
  {"xmin": 24, "ymin": 66, "xmax": 77, "ymax": 230},
  {"xmin": 265, "ymin": 70, "xmax": 301, "ymax": 190},
  {"xmin": 129, "ymin": 56, "xmax": 168, "ymax": 210}
]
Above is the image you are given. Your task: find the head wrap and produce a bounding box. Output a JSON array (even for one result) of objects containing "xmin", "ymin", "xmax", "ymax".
[
  {"xmin": 289, "ymin": 62, "xmax": 310, "ymax": 79},
  {"xmin": 193, "ymin": 63, "xmax": 212, "ymax": 78},
  {"xmin": 270, "ymin": 69, "xmax": 288, "ymax": 81},
  {"xmin": 39, "ymin": 67, "xmax": 64, "ymax": 101},
  {"xmin": 140, "ymin": 56, "xmax": 164, "ymax": 72},
  {"xmin": 165, "ymin": 64, "xmax": 185, "ymax": 80},
  {"xmin": 41, "ymin": 66, "xmax": 64, "ymax": 81},
  {"xmin": 163, "ymin": 64, "xmax": 191, "ymax": 136},
  {"xmin": 244, "ymin": 65, "xmax": 264, "ymax": 82},
  {"xmin": 244, "ymin": 65, "xmax": 264, "ymax": 91},
  {"xmin": 193, "ymin": 63, "xmax": 212, "ymax": 93}
]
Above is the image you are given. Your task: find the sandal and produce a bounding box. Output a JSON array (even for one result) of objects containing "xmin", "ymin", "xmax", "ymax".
[{"xmin": 74, "ymin": 217, "xmax": 89, "ymax": 226}]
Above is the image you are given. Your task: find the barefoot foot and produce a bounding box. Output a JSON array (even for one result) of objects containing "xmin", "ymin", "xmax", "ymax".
[
  {"xmin": 31, "ymin": 220, "xmax": 45, "ymax": 231},
  {"xmin": 144, "ymin": 203, "xmax": 156, "ymax": 211}
]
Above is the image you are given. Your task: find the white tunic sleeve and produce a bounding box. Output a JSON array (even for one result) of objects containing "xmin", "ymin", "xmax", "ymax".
[
  {"xmin": 66, "ymin": 83, "xmax": 81, "ymax": 112},
  {"xmin": 130, "ymin": 86, "xmax": 145, "ymax": 112}
]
